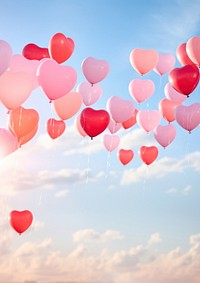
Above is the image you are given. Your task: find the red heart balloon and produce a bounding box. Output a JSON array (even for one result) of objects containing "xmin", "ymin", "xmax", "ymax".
[
  {"xmin": 9, "ymin": 210, "xmax": 33, "ymax": 235},
  {"xmin": 80, "ymin": 107, "xmax": 110, "ymax": 139},
  {"xmin": 176, "ymin": 43, "xmax": 196, "ymax": 67},
  {"xmin": 46, "ymin": 118, "xmax": 66, "ymax": 139},
  {"xmin": 22, "ymin": 43, "xmax": 50, "ymax": 60},
  {"xmin": 168, "ymin": 65, "xmax": 199, "ymax": 96},
  {"xmin": 117, "ymin": 149, "xmax": 134, "ymax": 165},
  {"xmin": 159, "ymin": 99, "xmax": 181, "ymax": 123},
  {"xmin": 139, "ymin": 146, "xmax": 158, "ymax": 165},
  {"xmin": 122, "ymin": 109, "xmax": 138, "ymax": 129},
  {"xmin": 49, "ymin": 33, "xmax": 75, "ymax": 64}
]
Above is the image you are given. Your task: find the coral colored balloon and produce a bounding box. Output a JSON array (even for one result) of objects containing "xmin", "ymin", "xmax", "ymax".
[
  {"xmin": 175, "ymin": 103, "xmax": 200, "ymax": 133},
  {"xmin": 107, "ymin": 96, "xmax": 135, "ymax": 123},
  {"xmin": 168, "ymin": 65, "xmax": 199, "ymax": 96},
  {"xmin": 77, "ymin": 82, "xmax": 102, "ymax": 106},
  {"xmin": 103, "ymin": 134, "xmax": 120, "ymax": 152},
  {"xmin": 130, "ymin": 48, "xmax": 159, "ymax": 75},
  {"xmin": 49, "ymin": 33, "xmax": 75, "ymax": 63},
  {"xmin": 186, "ymin": 36, "xmax": 200, "ymax": 67},
  {"xmin": 9, "ymin": 106, "xmax": 39, "ymax": 139},
  {"xmin": 75, "ymin": 114, "xmax": 87, "ymax": 137},
  {"xmin": 22, "ymin": 43, "xmax": 50, "ymax": 61},
  {"xmin": 139, "ymin": 146, "xmax": 158, "ymax": 165},
  {"xmin": 37, "ymin": 59, "xmax": 77, "ymax": 101},
  {"xmin": 118, "ymin": 149, "xmax": 134, "ymax": 165},
  {"xmin": 176, "ymin": 43, "xmax": 196, "ymax": 67},
  {"xmin": 159, "ymin": 99, "xmax": 181, "ymax": 123},
  {"xmin": 46, "ymin": 118, "xmax": 66, "ymax": 139},
  {"xmin": 122, "ymin": 109, "xmax": 138, "ymax": 129},
  {"xmin": 0, "ymin": 40, "xmax": 12, "ymax": 75},
  {"xmin": 136, "ymin": 110, "xmax": 161, "ymax": 132},
  {"xmin": 154, "ymin": 53, "xmax": 175, "ymax": 75},
  {"xmin": 53, "ymin": 91, "xmax": 82, "ymax": 120},
  {"xmin": 154, "ymin": 124, "xmax": 176, "ymax": 148},
  {"xmin": 0, "ymin": 128, "xmax": 19, "ymax": 158},
  {"xmin": 129, "ymin": 79, "xmax": 155, "ymax": 103},
  {"xmin": 9, "ymin": 210, "xmax": 33, "ymax": 235},
  {"xmin": 108, "ymin": 119, "xmax": 122, "ymax": 134},
  {"xmin": 164, "ymin": 83, "xmax": 186, "ymax": 103},
  {"xmin": 82, "ymin": 57, "xmax": 110, "ymax": 85},
  {"xmin": 80, "ymin": 108, "xmax": 110, "ymax": 139},
  {"xmin": 18, "ymin": 125, "xmax": 38, "ymax": 146}
]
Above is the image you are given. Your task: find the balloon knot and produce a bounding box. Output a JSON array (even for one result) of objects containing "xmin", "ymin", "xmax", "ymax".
[
  {"xmin": 7, "ymin": 110, "xmax": 10, "ymax": 114},
  {"xmin": 91, "ymin": 137, "xmax": 93, "ymax": 140},
  {"xmin": 49, "ymin": 100, "xmax": 52, "ymax": 103}
]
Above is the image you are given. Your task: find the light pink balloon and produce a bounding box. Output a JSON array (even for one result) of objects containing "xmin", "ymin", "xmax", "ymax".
[
  {"xmin": 81, "ymin": 57, "xmax": 110, "ymax": 85},
  {"xmin": 53, "ymin": 91, "xmax": 83, "ymax": 120},
  {"xmin": 0, "ymin": 70, "xmax": 33, "ymax": 110},
  {"xmin": 175, "ymin": 103, "xmax": 200, "ymax": 133},
  {"xmin": 186, "ymin": 36, "xmax": 200, "ymax": 67},
  {"xmin": 108, "ymin": 119, "xmax": 122, "ymax": 134},
  {"xmin": 130, "ymin": 48, "xmax": 159, "ymax": 75},
  {"xmin": 103, "ymin": 134, "xmax": 120, "ymax": 152},
  {"xmin": 154, "ymin": 124, "xmax": 176, "ymax": 148},
  {"xmin": 0, "ymin": 128, "xmax": 19, "ymax": 158},
  {"xmin": 129, "ymin": 79, "xmax": 155, "ymax": 103},
  {"xmin": 137, "ymin": 110, "xmax": 161, "ymax": 132},
  {"xmin": 9, "ymin": 54, "xmax": 40, "ymax": 89},
  {"xmin": 77, "ymin": 81, "xmax": 102, "ymax": 106},
  {"xmin": 107, "ymin": 96, "xmax": 135, "ymax": 123},
  {"xmin": 75, "ymin": 114, "xmax": 87, "ymax": 137},
  {"xmin": 37, "ymin": 59, "xmax": 77, "ymax": 101},
  {"xmin": 154, "ymin": 53, "xmax": 176, "ymax": 75},
  {"xmin": 164, "ymin": 83, "xmax": 187, "ymax": 103},
  {"xmin": 0, "ymin": 40, "xmax": 12, "ymax": 76}
]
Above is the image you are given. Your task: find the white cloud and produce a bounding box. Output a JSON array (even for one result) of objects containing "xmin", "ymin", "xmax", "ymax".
[
  {"xmin": 55, "ymin": 189, "xmax": 70, "ymax": 198},
  {"xmin": 148, "ymin": 233, "xmax": 162, "ymax": 246},
  {"xmin": 73, "ymin": 228, "xmax": 123, "ymax": 242}
]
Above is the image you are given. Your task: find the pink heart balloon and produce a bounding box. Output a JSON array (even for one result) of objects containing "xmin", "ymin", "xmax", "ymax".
[
  {"xmin": 129, "ymin": 79, "xmax": 155, "ymax": 103},
  {"xmin": 103, "ymin": 134, "xmax": 120, "ymax": 152},
  {"xmin": 0, "ymin": 70, "xmax": 33, "ymax": 110},
  {"xmin": 75, "ymin": 114, "xmax": 87, "ymax": 137},
  {"xmin": 137, "ymin": 110, "xmax": 161, "ymax": 132},
  {"xmin": 154, "ymin": 53, "xmax": 176, "ymax": 75},
  {"xmin": 77, "ymin": 81, "xmax": 102, "ymax": 106},
  {"xmin": 9, "ymin": 54, "xmax": 40, "ymax": 89},
  {"xmin": 186, "ymin": 36, "xmax": 200, "ymax": 67},
  {"xmin": 37, "ymin": 59, "xmax": 77, "ymax": 101},
  {"xmin": 0, "ymin": 40, "xmax": 12, "ymax": 76},
  {"xmin": 164, "ymin": 83, "xmax": 186, "ymax": 103},
  {"xmin": 154, "ymin": 124, "xmax": 176, "ymax": 148},
  {"xmin": 130, "ymin": 48, "xmax": 159, "ymax": 75},
  {"xmin": 107, "ymin": 96, "xmax": 135, "ymax": 123},
  {"xmin": 0, "ymin": 128, "xmax": 19, "ymax": 158},
  {"xmin": 108, "ymin": 119, "xmax": 122, "ymax": 134},
  {"xmin": 175, "ymin": 103, "xmax": 200, "ymax": 133},
  {"xmin": 82, "ymin": 57, "xmax": 110, "ymax": 85}
]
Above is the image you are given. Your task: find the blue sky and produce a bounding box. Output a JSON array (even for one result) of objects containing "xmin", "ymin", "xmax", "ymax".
[{"xmin": 0, "ymin": 0, "xmax": 200, "ymax": 282}]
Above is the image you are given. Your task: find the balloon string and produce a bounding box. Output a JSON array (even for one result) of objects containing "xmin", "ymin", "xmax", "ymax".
[{"xmin": 86, "ymin": 140, "xmax": 91, "ymax": 184}]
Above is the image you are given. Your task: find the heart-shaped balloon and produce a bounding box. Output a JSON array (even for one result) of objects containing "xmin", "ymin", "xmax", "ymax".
[
  {"xmin": 175, "ymin": 103, "xmax": 200, "ymax": 133},
  {"xmin": 136, "ymin": 110, "xmax": 161, "ymax": 132},
  {"xmin": 139, "ymin": 146, "xmax": 158, "ymax": 165},
  {"xmin": 9, "ymin": 106, "xmax": 39, "ymax": 139},
  {"xmin": 168, "ymin": 65, "xmax": 199, "ymax": 96},
  {"xmin": 122, "ymin": 109, "xmax": 138, "ymax": 129},
  {"xmin": 80, "ymin": 107, "xmax": 110, "ymax": 139},
  {"xmin": 0, "ymin": 128, "xmax": 19, "ymax": 158},
  {"xmin": 159, "ymin": 98, "xmax": 181, "ymax": 123},
  {"xmin": 22, "ymin": 43, "xmax": 50, "ymax": 60},
  {"xmin": 53, "ymin": 91, "xmax": 82, "ymax": 120},
  {"xmin": 49, "ymin": 33, "xmax": 75, "ymax": 63},
  {"xmin": 77, "ymin": 81, "xmax": 102, "ymax": 106},
  {"xmin": 186, "ymin": 36, "xmax": 200, "ymax": 67},
  {"xmin": 0, "ymin": 40, "xmax": 12, "ymax": 75},
  {"xmin": 164, "ymin": 83, "xmax": 186, "ymax": 103},
  {"xmin": 103, "ymin": 134, "xmax": 120, "ymax": 152},
  {"xmin": 117, "ymin": 149, "xmax": 134, "ymax": 165},
  {"xmin": 18, "ymin": 125, "xmax": 38, "ymax": 146},
  {"xmin": 46, "ymin": 118, "xmax": 66, "ymax": 139},
  {"xmin": 107, "ymin": 96, "xmax": 135, "ymax": 123},
  {"xmin": 129, "ymin": 79, "xmax": 155, "ymax": 103},
  {"xmin": 37, "ymin": 59, "xmax": 77, "ymax": 101},
  {"xmin": 176, "ymin": 43, "xmax": 196, "ymax": 67},
  {"xmin": 9, "ymin": 210, "xmax": 33, "ymax": 235},
  {"xmin": 108, "ymin": 119, "xmax": 122, "ymax": 134},
  {"xmin": 82, "ymin": 57, "xmax": 110, "ymax": 85},
  {"xmin": 154, "ymin": 124, "xmax": 176, "ymax": 148},
  {"xmin": 130, "ymin": 48, "xmax": 159, "ymax": 75},
  {"xmin": 75, "ymin": 114, "xmax": 87, "ymax": 137},
  {"xmin": 0, "ymin": 70, "xmax": 33, "ymax": 110},
  {"xmin": 154, "ymin": 53, "xmax": 176, "ymax": 75}
]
